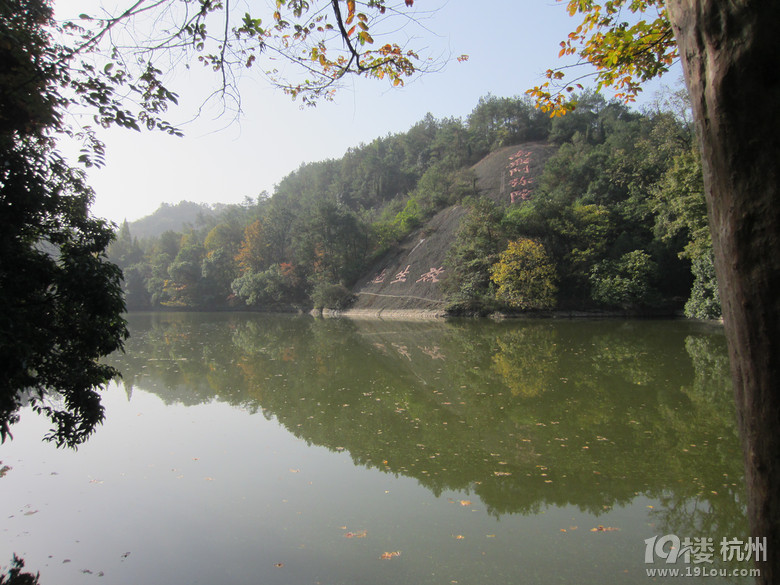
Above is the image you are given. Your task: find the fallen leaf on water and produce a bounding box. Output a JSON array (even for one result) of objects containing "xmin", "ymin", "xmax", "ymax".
[
  {"xmin": 344, "ymin": 530, "xmax": 367, "ymax": 539},
  {"xmin": 380, "ymin": 551, "xmax": 401, "ymax": 559}
]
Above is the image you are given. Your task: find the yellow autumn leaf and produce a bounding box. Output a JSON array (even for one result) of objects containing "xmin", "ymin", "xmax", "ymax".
[{"xmin": 380, "ymin": 551, "xmax": 401, "ymax": 559}]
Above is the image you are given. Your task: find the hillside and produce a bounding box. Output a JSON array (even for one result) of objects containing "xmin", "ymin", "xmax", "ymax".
[
  {"xmin": 129, "ymin": 201, "xmax": 219, "ymax": 240},
  {"xmin": 109, "ymin": 93, "xmax": 718, "ymax": 320},
  {"xmin": 343, "ymin": 142, "xmax": 558, "ymax": 317},
  {"xmin": 471, "ymin": 142, "xmax": 557, "ymax": 205}
]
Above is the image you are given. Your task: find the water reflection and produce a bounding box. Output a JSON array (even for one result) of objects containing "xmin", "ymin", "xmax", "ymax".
[{"xmin": 107, "ymin": 313, "xmax": 746, "ymax": 544}]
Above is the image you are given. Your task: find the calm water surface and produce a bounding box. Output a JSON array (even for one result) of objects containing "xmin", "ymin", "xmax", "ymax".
[{"xmin": 0, "ymin": 314, "xmax": 750, "ymax": 584}]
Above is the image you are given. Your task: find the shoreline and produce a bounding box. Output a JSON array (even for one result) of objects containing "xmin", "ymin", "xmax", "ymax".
[
  {"xmin": 123, "ymin": 307, "xmax": 723, "ymax": 326},
  {"xmin": 323, "ymin": 307, "xmax": 724, "ymax": 324}
]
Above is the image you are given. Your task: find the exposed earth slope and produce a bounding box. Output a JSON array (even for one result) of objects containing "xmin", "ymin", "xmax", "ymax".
[{"xmin": 344, "ymin": 142, "xmax": 557, "ymax": 317}]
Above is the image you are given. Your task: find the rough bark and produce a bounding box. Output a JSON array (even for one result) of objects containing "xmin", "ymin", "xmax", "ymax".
[{"xmin": 667, "ymin": 1, "xmax": 780, "ymax": 582}]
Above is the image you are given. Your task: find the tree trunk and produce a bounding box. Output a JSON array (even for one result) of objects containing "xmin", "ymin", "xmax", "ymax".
[{"xmin": 667, "ymin": 1, "xmax": 780, "ymax": 582}]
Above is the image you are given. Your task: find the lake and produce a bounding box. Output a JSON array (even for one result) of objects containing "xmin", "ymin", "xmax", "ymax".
[{"xmin": 0, "ymin": 313, "xmax": 753, "ymax": 584}]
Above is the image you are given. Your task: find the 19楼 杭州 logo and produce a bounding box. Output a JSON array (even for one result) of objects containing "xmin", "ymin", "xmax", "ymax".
[{"xmin": 644, "ymin": 534, "xmax": 766, "ymax": 565}]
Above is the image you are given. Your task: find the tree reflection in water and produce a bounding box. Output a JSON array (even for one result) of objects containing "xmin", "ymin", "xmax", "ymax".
[{"xmin": 108, "ymin": 313, "xmax": 745, "ymax": 546}]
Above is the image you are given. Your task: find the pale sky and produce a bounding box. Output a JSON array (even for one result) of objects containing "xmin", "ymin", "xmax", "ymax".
[{"xmin": 54, "ymin": 0, "xmax": 681, "ymax": 224}]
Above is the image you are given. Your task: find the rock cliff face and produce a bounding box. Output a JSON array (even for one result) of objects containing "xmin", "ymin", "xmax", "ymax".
[
  {"xmin": 347, "ymin": 205, "xmax": 467, "ymax": 318},
  {"xmin": 344, "ymin": 142, "xmax": 557, "ymax": 317}
]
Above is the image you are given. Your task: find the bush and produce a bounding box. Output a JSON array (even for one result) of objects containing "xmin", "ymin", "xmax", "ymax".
[
  {"xmin": 231, "ymin": 264, "xmax": 300, "ymax": 307},
  {"xmin": 490, "ymin": 238, "xmax": 557, "ymax": 310},
  {"xmin": 392, "ymin": 197, "xmax": 423, "ymax": 233},
  {"xmin": 684, "ymin": 252, "xmax": 722, "ymax": 319},
  {"xmin": 310, "ymin": 282, "xmax": 355, "ymax": 310},
  {"xmin": 590, "ymin": 249, "xmax": 657, "ymax": 308}
]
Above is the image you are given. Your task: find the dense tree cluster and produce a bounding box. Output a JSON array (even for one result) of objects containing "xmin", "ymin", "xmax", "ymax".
[
  {"xmin": 110, "ymin": 91, "xmax": 716, "ymax": 319},
  {"xmin": 444, "ymin": 91, "xmax": 716, "ymax": 316},
  {"xmin": 107, "ymin": 95, "xmax": 539, "ymax": 309}
]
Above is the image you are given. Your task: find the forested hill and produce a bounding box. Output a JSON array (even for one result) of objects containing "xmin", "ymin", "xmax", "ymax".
[
  {"xmin": 108, "ymin": 91, "xmax": 721, "ymax": 320},
  {"xmin": 128, "ymin": 201, "xmax": 220, "ymax": 240},
  {"xmin": 349, "ymin": 143, "xmax": 556, "ymax": 315}
]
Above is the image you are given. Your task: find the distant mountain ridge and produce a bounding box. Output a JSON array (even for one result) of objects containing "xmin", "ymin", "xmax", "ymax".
[{"xmin": 128, "ymin": 201, "xmax": 221, "ymax": 240}]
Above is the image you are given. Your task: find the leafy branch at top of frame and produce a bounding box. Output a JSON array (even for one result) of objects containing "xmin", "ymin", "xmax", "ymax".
[{"xmin": 527, "ymin": 0, "xmax": 678, "ymax": 117}]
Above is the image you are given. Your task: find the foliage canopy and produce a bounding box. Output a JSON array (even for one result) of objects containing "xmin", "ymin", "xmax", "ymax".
[
  {"xmin": 527, "ymin": 0, "xmax": 677, "ymax": 115},
  {"xmin": 490, "ymin": 239, "xmax": 558, "ymax": 310},
  {"xmin": 0, "ymin": 0, "xmax": 128, "ymax": 447}
]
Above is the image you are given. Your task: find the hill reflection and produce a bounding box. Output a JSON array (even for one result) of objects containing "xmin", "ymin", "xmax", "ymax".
[{"xmin": 107, "ymin": 313, "xmax": 746, "ymax": 540}]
